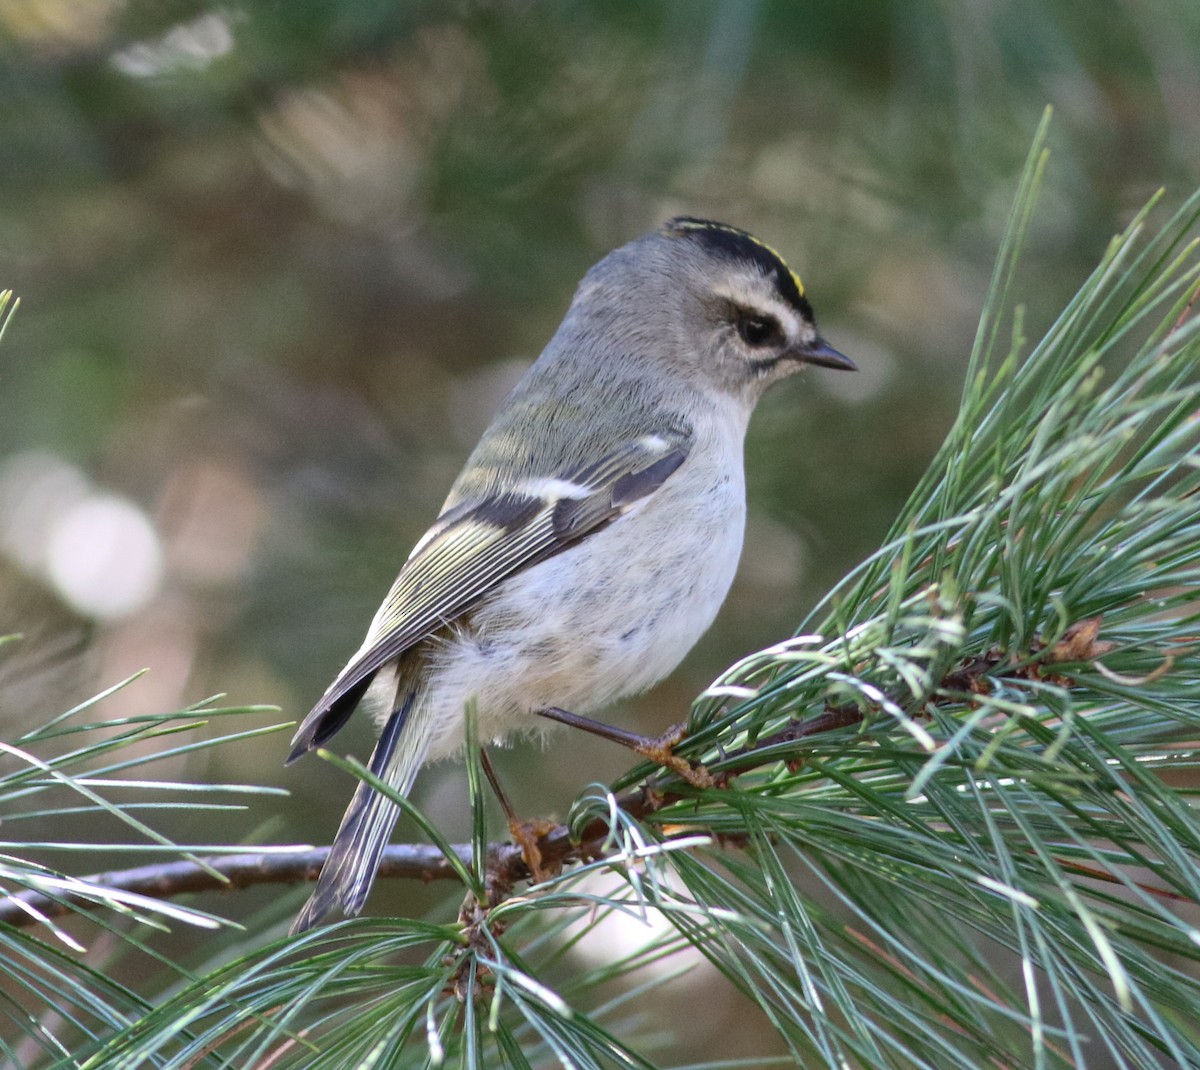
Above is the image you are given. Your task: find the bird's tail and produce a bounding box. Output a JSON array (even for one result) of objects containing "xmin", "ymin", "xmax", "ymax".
[{"xmin": 291, "ymin": 690, "xmax": 426, "ymax": 934}]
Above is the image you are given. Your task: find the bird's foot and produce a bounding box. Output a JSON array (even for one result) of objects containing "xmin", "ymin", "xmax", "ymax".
[
  {"xmin": 537, "ymin": 707, "xmax": 714, "ymax": 789},
  {"xmin": 479, "ymin": 748, "xmax": 560, "ymax": 884},
  {"xmin": 508, "ymin": 817, "xmax": 559, "ymax": 885},
  {"xmin": 633, "ymin": 721, "xmax": 715, "ymax": 788}
]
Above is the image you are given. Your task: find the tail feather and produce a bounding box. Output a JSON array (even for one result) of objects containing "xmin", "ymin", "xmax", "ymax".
[{"xmin": 291, "ymin": 691, "xmax": 426, "ymax": 934}]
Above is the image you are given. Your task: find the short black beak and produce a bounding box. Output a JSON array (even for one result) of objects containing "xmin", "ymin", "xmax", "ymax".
[{"xmin": 794, "ymin": 338, "xmax": 857, "ymax": 371}]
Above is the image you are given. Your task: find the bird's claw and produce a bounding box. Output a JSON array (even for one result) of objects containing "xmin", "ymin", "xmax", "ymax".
[{"xmin": 634, "ymin": 722, "xmax": 714, "ymax": 788}]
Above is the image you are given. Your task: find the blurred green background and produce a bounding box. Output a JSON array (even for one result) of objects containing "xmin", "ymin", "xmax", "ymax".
[{"xmin": 1, "ymin": 0, "xmax": 1198, "ymax": 1060}]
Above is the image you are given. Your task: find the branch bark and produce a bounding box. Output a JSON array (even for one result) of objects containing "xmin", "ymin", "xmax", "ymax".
[{"xmin": 0, "ymin": 845, "xmax": 470, "ymax": 927}]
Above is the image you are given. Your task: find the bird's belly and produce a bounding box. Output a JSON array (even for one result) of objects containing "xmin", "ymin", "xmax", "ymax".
[{"xmin": 420, "ymin": 475, "xmax": 745, "ymax": 759}]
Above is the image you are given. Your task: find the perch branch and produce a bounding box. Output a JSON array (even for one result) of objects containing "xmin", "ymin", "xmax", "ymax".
[
  {"xmin": 0, "ymin": 702, "xmax": 864, "ymax": 928},
  {"xmin": 0, "ymin": 619, "xmax": 1113, "ymax": 929}
]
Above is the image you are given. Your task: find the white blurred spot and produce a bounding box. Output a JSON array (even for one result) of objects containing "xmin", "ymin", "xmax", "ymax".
[
  {"xmin": 0, "ymin": 450, "xmax": 90, "ymax": 571},
  {"xmin": 566, "ymin": 870, "xmax": 712, "ymax": 984},
  {"xmin": 111, "ymin": 12, "xmax": 235, "ymax": 77},
  {"xmin": 46, "ymin": 495, "xmax": 163, "ymax": 619}
]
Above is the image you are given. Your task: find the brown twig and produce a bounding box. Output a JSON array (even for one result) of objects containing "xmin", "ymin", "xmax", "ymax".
[{"xmin": 0, "ymin": 845, "xmax": 469, "ymax": 927}]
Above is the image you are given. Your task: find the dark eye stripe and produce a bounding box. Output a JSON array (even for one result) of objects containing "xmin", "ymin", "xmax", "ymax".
[{"xmin": 735, "ymin": 309, "xmax": 785, "ymax": 348}]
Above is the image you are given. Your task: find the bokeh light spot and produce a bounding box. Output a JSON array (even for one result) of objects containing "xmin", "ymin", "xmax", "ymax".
[
  {"xmin": 0, "ymin": 450, "xmax": 90, "ymax": 572},
  {"xmin": 46, "ymin": 495, "xmax": 164, "ymax": 620}
]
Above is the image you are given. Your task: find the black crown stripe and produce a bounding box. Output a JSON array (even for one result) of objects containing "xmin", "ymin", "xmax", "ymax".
[{"xmin": 662, "ymin": 217, "xmax": 810, "ymax": 317}]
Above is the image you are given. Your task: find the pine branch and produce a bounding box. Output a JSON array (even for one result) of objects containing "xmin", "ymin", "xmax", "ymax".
[
  {"xmin": 0, "ymin": 706, "xmax": 858, "ymax": 928},
  {"xmin": 0, "ymin": 626, "xmax": 1110, "ymax": 930}
]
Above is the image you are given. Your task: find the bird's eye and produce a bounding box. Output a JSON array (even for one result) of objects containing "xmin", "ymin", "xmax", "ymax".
[{"xmin": 736, "ymin": 310, "xmax": 783, "ymax": 348}]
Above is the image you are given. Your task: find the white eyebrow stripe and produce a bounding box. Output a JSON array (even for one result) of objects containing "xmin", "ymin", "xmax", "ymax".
[{"xmin": 711, "ymin": 283, "xmax": 803, "ymax": 338}]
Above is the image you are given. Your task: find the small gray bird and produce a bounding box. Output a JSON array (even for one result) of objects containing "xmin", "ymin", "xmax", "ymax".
[{"xmin": 287, "ymin": 217, "xmax": 855, "ymax": 932}]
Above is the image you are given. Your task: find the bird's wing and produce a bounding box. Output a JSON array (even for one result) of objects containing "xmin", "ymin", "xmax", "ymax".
[{"xmin": 287, "ymin": 432, "xmax": 691, "ymax": 760}]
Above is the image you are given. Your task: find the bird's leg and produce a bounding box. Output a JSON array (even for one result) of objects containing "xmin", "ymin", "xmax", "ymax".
[
  {"xmin": 479, "ymin": 748, "xmax": 557, "ymax": 884},
  {"xmin": 536, "ymin": 706, "xmax": 714, "ymax": 788}
]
